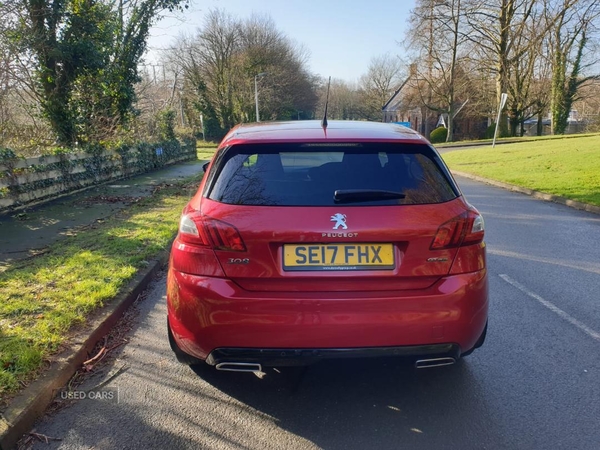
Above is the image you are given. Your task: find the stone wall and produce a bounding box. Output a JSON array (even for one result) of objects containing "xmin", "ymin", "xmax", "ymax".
[{"xmin": 0, "ymin": 139, "xmax": 196, "ymax": 211}]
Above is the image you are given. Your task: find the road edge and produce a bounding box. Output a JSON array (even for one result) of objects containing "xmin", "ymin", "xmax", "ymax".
[
  {"xmin": 452, "ymin": 170, "xmax": 600, "ymax": 215},
  {"xmin": 0, "ymin": 251, "xmax": 170, "ymax": 450}
]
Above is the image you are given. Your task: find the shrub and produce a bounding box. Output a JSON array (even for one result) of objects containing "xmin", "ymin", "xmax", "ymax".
[
  {"xmin": 484, "ymin": 123, "xmax": 511, "ymax": 139},
  {"xmin": 586, "ymin": 117, "xmax": 600, "ymax": 133},
  {"xmin": 429, "ymin": 127, "xmax": 448, "ymax": 144},
  {"xmin": 157, "ymin": 109, "xmax": 177, "ymax": 142},
  {"xmin": 0, "ymin": 148, "xmax": 17, "ymax": 162},
  {"xmin": 484, "ymin": 124, "xmax": 495, "ymax": 139}
]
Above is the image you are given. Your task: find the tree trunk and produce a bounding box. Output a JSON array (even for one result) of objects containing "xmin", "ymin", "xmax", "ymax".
[
  {"xmin": 551, "ymin": 21, "xmax": 587, "ymax": 135},
  {"xmin": 495, "ymin": 0, "xmax": 513, "ymax": 138}
]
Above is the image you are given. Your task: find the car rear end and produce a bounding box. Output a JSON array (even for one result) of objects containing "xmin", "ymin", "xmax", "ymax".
[{"xmin": 167, "ymin": 121, "xmax": 488, "ymax": 371}]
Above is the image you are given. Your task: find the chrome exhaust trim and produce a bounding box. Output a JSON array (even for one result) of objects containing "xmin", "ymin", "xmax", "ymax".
[
  {"xmin": 415, "ymin": 357, "xmax": 456, "ymax": 369},
  {"xmin": 215, "ymin": 362, "xmax": 263, "ymax": 373}
]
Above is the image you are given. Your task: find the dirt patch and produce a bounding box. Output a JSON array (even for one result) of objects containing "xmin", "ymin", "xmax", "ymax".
[
  {"xmin": 41, "ymin": 285, "xmax": 150, "ymax": 420},
  {"xmin": 79, "ymin": 195, "xmax": 142, "ymax": 205}
]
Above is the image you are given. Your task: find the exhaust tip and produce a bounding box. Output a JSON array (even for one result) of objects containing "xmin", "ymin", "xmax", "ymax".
[
  {"xmin": 215, "ymin": 362, "xmax": 263, "ymax": 373},
  {"xmin": 415, "ymin": 357, "xmax": 456, "ymax": 369}
]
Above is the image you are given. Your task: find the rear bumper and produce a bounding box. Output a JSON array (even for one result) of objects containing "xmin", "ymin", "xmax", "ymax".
[
  {"xmin": 205, "ymin": 344, "xmax": 460, "ymax": 367},
  {"xmin": 167, "ymin": 268, "xmax": 488, "ymax": 362}
]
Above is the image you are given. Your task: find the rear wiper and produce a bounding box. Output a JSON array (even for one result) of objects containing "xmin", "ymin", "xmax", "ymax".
[{"xmin": 333, "ymin": 189, "xmax": 406, "ymax": 203}]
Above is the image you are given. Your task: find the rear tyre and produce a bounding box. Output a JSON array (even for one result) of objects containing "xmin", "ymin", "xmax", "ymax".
[
  {"xmin": 461, "ymin": 321, "xmax": 487, "ymax": 358},
  {"xmin": 167, "ymin": 319, "xmax": 204, "ymax": 366}
]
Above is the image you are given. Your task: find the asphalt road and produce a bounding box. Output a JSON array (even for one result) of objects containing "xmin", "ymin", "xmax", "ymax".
[{"xmin": 25, "ymin": 177, "xmax": 600, "ymax": 450}]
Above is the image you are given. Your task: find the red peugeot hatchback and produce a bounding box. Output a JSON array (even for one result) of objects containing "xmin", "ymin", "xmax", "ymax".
[{"xmin": 167, "ymin": 120, "xmax": 488, "ymax": 373}]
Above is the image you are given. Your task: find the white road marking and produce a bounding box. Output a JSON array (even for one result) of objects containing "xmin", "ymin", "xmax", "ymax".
[
  {"xmin": 490, "ymin": 249, "xmax": 600, "ymax": 275},
  {"xmin": 499, "ymin": 274, "xmax": 600, "ymax": 343}
]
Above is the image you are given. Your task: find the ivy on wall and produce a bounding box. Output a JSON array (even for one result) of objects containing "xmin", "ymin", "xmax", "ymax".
[{"xmin": 0, "ymin": 138, "xmax": 196, "ymax": 206}]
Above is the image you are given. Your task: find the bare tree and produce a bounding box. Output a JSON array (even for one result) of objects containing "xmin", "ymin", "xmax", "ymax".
[
  {"xmin": 462, "ymin": 0, "xmax": 545, "ymax": 136},
  {"xmin": 358, "ymin": 53, "xmax": 405, "ymax": 121},
  {"xmin": 0, "ymin": 1, "xmax": 54, "ymax": 152},
  {"xmin": 166, "ymin": 9, "xmax": 318, "ymax": 139},
  {"xmin": 406, "ymin": 0, "xmax": 469, "ymax": 141},
  {"xmin": 578, "ymin": 79, "xmax": 600, "ymax": 130},
  {"xmin": 460, "ymin": 0, "xmax": 597, "ymax": 137},
  {"xmin": 238, "ymin": 15, "xmax": 317, "ymax": 122},
  {"xmin": 504, "ymin": 4, "xmax": 550, "ymax": 136},
  {"xmin": 196, "ymin": 10, "xmax": 240, "ymax": 131},
  {"xmin": 314, "ymin": 78, "xmax": 361, "ymax": 120},
  {"xmin": 529, "ymin": 35, "xmax": 554, "ymax": 135}
]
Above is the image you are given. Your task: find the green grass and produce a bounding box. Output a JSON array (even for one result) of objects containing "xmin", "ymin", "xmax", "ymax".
[
  {"xmin": 197, "ymin": 142, "xmax": 218, "ymax": 161},
  {"xmin": 435, "ymin": 131, "xmax": 600, "ymax": 148},
  {"xmin": 0, "ymin": 174, "xmax": 204, "ymax": 400},
  {"xmin": 442, "ymin": 134, "xmax": 600, "ymax": 206}
]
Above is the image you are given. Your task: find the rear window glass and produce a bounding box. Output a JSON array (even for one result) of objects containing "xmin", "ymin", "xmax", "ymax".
[{"xmin": 206, "ymin": 143, "xmax": 458, "ymax": 206}]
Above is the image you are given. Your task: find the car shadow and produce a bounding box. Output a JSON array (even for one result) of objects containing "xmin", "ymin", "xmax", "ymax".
[{"xmin": 191, "ymin": 356, "xmax": 500, "ymax": 449}]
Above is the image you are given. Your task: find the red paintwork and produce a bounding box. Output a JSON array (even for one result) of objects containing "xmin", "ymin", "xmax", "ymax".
[
  {"xmin": 167, "ymin": 120, "xmax": 488, "ymax": 361},
  {"xmin": 220, "ymin": 120, "xmax": 427, "ymax": 145},
  {"xmin": 167, "ymin": 269, "xmax": 488, "ymax": 359}
]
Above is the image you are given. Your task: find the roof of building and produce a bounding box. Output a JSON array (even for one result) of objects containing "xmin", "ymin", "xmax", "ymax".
[{"xmin": 382, "ymin": 76, "xmax": 412, "ymax": 112}]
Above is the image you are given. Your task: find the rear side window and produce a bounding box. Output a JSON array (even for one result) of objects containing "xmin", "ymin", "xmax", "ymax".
[{"xmin": 207, "ymin": 143, "xmax": 458, "ymax": 206}]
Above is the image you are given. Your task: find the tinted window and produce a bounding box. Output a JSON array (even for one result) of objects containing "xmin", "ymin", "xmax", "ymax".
[{"xmin": 207, "ymin": 143, "xmax": 458, "ymax": 206}]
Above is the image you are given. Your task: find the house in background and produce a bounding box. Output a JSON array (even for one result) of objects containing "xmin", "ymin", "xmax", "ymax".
[
  {"xmin": 381, "ymin": 77, "xmax": 423, "ymax": 129},
  {"xmin": 381, "ymin": 80, "xmax": 443, "ymax": 139},
  {"xmin": 383, "ymin": 84, "xmax": 487, "ymax": 141}
]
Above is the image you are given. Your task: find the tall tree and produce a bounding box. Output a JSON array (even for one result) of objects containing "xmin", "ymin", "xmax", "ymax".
[
  {"xmin": 406, "ymin": 0, "xmax": 468, "ymax": 141},
  {"xmin": 463, "ymin": 0, "xmax": 544, "ymax": 136},
  {"xmin": 237, "ymin": 15, "xmax": 317, "ymax": 122},
  {"xmin": 504, "ymin": 4, "xmax": 548, "ymax": 136},
  {"xmin": 314, "ymin": 78, "xmax": 361, "ymax": 120},
  {"xmin": 529, "ymin": 33, "xmax": 554, "ymax": 136},
  {"xmin": 462, "ymin": 0, "xmax": 592, "ymax": 137},
  {"xmin": 550, "ymin": 0, "xmax": 600, "ymax": 134},
  {"xmin": 167, "ymin": 10, "xmax": 318, "ymax": 139},
  {"xmin": 358, "ymin": 53, "xmax": 405, "ymax": 121},
  {"xmin": 11, "ymin": 0, "xmax": 188, "ymax": 146}
]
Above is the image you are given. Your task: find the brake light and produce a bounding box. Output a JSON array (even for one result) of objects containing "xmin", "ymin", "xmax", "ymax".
[
  {"xmin": 204, "ymin": 219, "xmax": 246, "ymax": 251},
  {"xmin": 178, "ymin": 213, "xmax": 246, "ymax": 252},
  {"xmin": 462, "ymin": 211, "xmax": 485, "ymax": 246},
  {"xmin": 179, "ymin": 215, "xmax": 204, "ymax": 241},
  {"xmin": 430, "ymin": 209, "xmax": 484, "ymax": 250}
]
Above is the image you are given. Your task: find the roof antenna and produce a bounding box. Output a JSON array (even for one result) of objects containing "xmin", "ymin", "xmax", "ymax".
[{"xmin": 322, "ymin": 76, "xmax": 331, "ymax": 130}]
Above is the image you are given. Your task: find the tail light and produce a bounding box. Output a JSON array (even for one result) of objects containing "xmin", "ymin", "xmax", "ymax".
[
  {"xmin": 430, "ymin": 208, "xmax": 484, "ymax": 250},
  {"xmin": 178, "ymin": 213, "xmax": 246, "ymax": 252}
]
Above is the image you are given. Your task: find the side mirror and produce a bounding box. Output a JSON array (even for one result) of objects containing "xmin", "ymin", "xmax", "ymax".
[{"xmin": 202, "ymin": 162, "xmax": 210, "ymax": 172}]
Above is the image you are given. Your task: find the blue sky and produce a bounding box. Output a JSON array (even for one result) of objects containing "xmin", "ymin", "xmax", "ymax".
[{"xmin": 147, "ymin": 0, "xmax": 415, "ymax": 83}]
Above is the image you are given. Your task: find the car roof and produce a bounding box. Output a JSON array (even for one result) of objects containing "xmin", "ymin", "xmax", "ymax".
[{"xmin": 219, "ymin": 120, "xmax": 429, "ymax": 147}]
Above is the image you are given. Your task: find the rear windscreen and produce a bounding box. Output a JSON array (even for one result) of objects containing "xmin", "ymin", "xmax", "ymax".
[{"xmin": 206, "ymin": 143, "xmax": 458, "ymax": 206}]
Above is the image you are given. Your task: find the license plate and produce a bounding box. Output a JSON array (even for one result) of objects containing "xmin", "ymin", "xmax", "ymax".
[{"xmin": 283, "ymin": 243, "xmax": 395, "ymax": 271}]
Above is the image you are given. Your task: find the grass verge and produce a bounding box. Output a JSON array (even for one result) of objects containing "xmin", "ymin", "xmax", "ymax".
[
  {"xmin": 436, "ymin": 131, "xmax": 600, "ymax": 148},
  {"xmin": 442, "ymin": 134, "xmax": 600, "ymax": 207},
  {"xmin": 0, "ymin": 173, "xmax": 204, "ymax": 402},
  {"xmin": 197, "ymin": 141, "xmax": 219, "ymax": 161}
]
